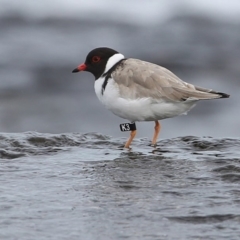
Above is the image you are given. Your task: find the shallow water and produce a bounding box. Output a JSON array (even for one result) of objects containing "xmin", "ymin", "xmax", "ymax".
[{"xmin": 1, "ymin": 132, "xmax": 240, "ymax": 240}]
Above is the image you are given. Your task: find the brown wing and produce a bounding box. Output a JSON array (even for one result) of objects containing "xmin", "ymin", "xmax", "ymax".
[{"xmin": 112, "ymin": 58, "xmax": 227, "ymax": 102}]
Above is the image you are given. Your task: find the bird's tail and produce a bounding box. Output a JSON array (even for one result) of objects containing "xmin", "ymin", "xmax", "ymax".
[
  {"xmin": 194, "ymin": 86, "xmax": 230, "ymax": 100},
  {"xmin": 212, "ymin": 91, "xmax": 230, "ymax": 99}
]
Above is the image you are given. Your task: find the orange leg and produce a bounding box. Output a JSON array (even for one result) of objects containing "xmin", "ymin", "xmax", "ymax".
[
  {"xmin": 152, "ymin": 121, "xmax": 161, "ymax": 145},
  {"xmin": 124, "ymin": 130, "xmax": 137, "ymax": 148}
]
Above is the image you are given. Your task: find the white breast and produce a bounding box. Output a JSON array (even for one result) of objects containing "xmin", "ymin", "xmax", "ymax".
[{"xmin": 94, "ymin": 76, "xmax": 151, "ymax": 121}]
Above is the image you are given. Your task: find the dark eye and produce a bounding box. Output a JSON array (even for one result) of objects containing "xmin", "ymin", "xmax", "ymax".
[{"xmin": 92, "ymin": 56, "xmax": 101, "ymax": 63}]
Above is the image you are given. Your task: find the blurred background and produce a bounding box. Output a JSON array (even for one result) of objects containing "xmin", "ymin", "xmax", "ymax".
[{"xmin": 0, "ymin": 0, "xmax": 239, "ymax": 139}]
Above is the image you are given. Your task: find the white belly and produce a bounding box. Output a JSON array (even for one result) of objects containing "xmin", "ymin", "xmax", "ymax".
[{"xmin": 94, "ymin": 77, "xmax": 197, "ymax": 122}]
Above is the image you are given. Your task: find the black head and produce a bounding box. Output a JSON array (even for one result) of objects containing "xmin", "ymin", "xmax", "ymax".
[{"xmin": 72, "ymin": 47, "xmax": 119, "ymax": 79}]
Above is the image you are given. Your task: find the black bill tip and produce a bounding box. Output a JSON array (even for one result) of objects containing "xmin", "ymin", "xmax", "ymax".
[{"xmin": 72, "ymin": 68, "xmax": 79, "ymax": 73}]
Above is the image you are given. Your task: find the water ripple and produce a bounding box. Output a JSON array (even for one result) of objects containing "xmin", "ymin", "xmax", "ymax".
[
  {"xmin": 168, "ymin": 214, "xmax": 240, "ymax": 224},
  {"xmin": 0, "ymin": 132, "xmax": 240, "ymax": 240}
]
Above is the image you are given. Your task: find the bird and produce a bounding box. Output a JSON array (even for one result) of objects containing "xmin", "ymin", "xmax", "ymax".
[{"xmin": 72, "ymin": 47, "xmax": 230, "ymax": 148}]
